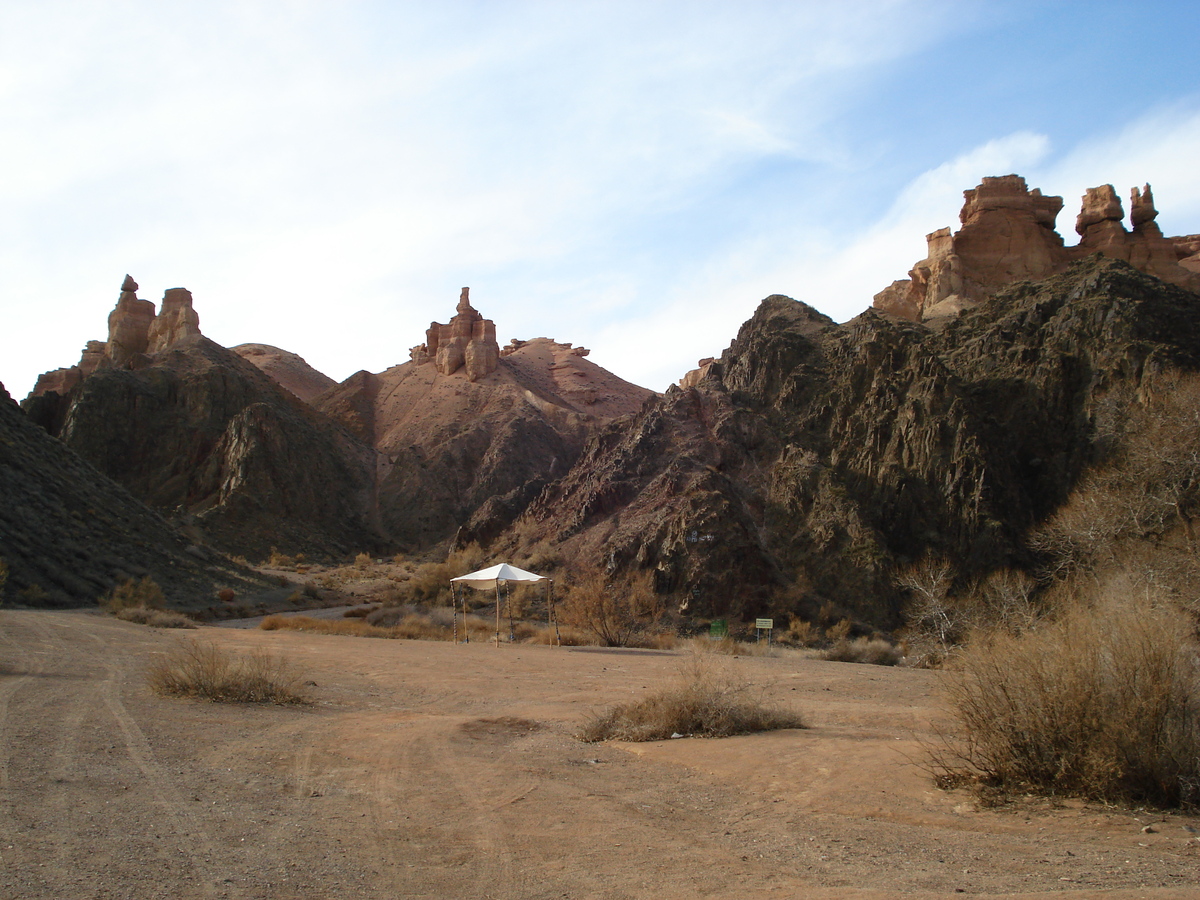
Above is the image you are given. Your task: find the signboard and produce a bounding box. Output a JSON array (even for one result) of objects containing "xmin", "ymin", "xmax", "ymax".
[
  {"xmin": 755, "ymin": 618, "xmax": 773, "ymax": 630},
  {"xmin": 708, "ymin": 619, "xmax": 728, "ymax": 638}
]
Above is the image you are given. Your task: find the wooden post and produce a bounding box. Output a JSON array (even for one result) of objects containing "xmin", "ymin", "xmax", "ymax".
[
  {"xmin": 452, "ymin": 582, "xmax": 458, "ymax": 644},
  {"xmin": 494, "ymin": 582, "xmax": 501, "ymax": 647}
]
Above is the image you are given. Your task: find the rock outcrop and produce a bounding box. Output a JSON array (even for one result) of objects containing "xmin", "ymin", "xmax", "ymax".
[
  {"xmin": 32, "ymin": 276, "xmax": 208, "ymax": 401},
  {"xmin": 498, "ymin": 257, "xmax": 1200, "ymax": 624},
  {"xmin": 874, "ymin": 176, "xmax": 1200, "ymax": 322},
  {"xmin": 316, "ymin": 334, "xmax": 655, "ymax": 549},
  {"xmin": 147, "ymin": 287, "xmax": 202, "ymax": 353},
  {"xmin": 409, "ymin": 287, "xmax": 500, "ymax": 382},
  {"xmin": 23, "ymin": 282, "xmax": 381, "ymax": 560},
  {"xmin": 0, "ymin": 381, "xmax": 275, "ymax": 607}
]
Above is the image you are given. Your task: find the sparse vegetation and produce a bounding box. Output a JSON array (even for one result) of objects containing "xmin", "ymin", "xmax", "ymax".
[
  {"xmin": 560, "ymin": 569, "xmax": 666, "ymax": 647},
  {"xmin": 822, "ymin": 637, "xmax": 903, "ymax": 666},
  {"xmin": 0, "ymin": 557, "xmax": 7, "ymax": 605},
  {"xmin": 147, "ymin": 640, "xmax": 307, "ymax": 704},
  {"xmin": 101, "ymin": 576, "xmax": 166, "ymax": 612},
  {"xmin": 930, "ymin": 589, "xmax": 1200, "ymax": 808},
  {"xmin": 579, "ymin": 649, "xmax": 805, "ymax": 742},
  {"xmin": 114, "ymin": 606, "xmax": 196, "ymax": 628}
]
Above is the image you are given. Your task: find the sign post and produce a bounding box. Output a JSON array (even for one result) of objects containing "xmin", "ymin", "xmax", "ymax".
[{"xmin": 755, "ymin": 618, "xmax": 774, "ymax": 645}]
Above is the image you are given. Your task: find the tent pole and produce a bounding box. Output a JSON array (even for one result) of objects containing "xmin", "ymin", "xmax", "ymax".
[
  {"xmin": 452, "ymin": 582, "xmax": 458, "ymax": 644},
  {"xmin": 507, "ymin": 581, "xmax": 515, "ymax": 643},
  {"xmin": 495, "ymin": 583, "xmax": 501, "ymax": 647}
]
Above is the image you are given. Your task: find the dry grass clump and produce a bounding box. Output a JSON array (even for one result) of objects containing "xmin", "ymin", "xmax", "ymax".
[
  {"xmin": 114, "ymin": 606, "xmax": 197, "ymax": 628},
  {"xmin": 147, "ymin": 641, "xmax": 306, "ymax": 704},
  {"xmin": 822, "ymin": 637, "xmax": 903, "ymax": 666},
  {"xmin": 261, "ymin": 614, "xmax": 398, "ymax": 639},
  {"xmin": 579, "ymin": 650, "xmax": 805, "ymax": 742},
  {"xmin": 102, "ymin": 576, "xmax": 166, "ymax": 611},
  {"xmin": 933, "ymin": 592, "xmax": 1200, "ymax": 807}
]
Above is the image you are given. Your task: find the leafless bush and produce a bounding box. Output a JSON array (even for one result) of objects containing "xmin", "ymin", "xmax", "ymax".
[
  {"xmin": 931, "ymin": 590, "xmax": 1200, "ymax": 807},
  {"xmin": 822, "ymin": 637, "xmax": 903, "ymax": 666},
  {"xmin": 579, "ymin": 649, "xmax": 805, "ymax": 742},
  {"xmin": 147, "ymin": 641, "xmax": 307, "ymax": 704},
  {"xmin": 560, "ymin": 569, "xmax": 664, "ymax": 647}
]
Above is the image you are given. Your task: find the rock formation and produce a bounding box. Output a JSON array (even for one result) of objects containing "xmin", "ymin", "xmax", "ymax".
[
  {"xmin": 23, "ymin": 284, "xmax": 381, "ymax": 559},
  {"xmin": 147, "ymin": 287, "xmax": 202, "ymax": 353},
  {"xmin": 409, "ymin": 288, "xmax": 500, "ymax": 382},
  {"xmin": 31, "ymin": 276, "xmax": 208, "ymax": 403},
  {"xmin": 874, "ymin": 176, "xmax": 1200, "ymax": 322},
  {"xmin": 106, "ymin": 275, "xmax": 157, "ymax": 366},
  {"xmin": 497, "ymin": 257, "xmax": 1200, "ymax": 623}
]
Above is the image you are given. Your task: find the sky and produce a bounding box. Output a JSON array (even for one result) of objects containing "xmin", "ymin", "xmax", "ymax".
[{"xmin": 2, "ymin": 1, "xmax": 1199, "ymax": 399}]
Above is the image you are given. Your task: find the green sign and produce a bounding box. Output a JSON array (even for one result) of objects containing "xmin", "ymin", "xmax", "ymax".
[{"xmin": 709, "ymin": 619, "xmax": 728, "ymax": 638}]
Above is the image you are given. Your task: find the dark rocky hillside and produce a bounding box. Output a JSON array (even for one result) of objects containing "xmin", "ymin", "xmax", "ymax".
[
  {"xmin": 492, "ymin": 257, "xmax": 1200, "ymax": 625},
  {"xmin": 24, "ymin": 337, "xmax": 381, "ymax": 561},
  {"xmin": 0, "ymin": 383, "xmax": 272, "ymax": 607}
]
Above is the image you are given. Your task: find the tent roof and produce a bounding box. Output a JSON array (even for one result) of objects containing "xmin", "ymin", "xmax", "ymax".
[{"xmin": 450, "ymin": 563, "xmax": 548, "ymax": 589}]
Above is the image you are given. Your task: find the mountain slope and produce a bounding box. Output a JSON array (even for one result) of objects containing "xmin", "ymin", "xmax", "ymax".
[{"xmin": 494, "ymin": 257, "xmax": 1200, "ymax": 625}]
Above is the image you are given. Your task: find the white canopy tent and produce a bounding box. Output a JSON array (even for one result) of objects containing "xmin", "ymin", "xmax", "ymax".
[{"xmin": 450, "ymin": 563, "xmax": 557, "ymax": 645}]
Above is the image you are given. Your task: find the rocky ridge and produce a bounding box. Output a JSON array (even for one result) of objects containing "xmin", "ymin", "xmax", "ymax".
[
  {"xmin": 495, "ymin": 256, "xmax": 1200, "ymax": 623},
  {"xmin": 23, "ymin": 281, "xmax": 653, "ymax": 567},
  {"xmin": 24, "ymin": 277, "xmax": 381, "ymax": 561}
]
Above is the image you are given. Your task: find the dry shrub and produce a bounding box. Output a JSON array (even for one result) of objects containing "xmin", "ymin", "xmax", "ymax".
[
  {"xmin": 561, "ymin": 569, "xmax": 664, "ymax": 647},
  {"xmin": 579, "ymin": 649, "xmax": 805, "ymax": 742},
  {"xmin": 266, "ymin": 547, "xmax": 301, "ymax": 569},
  {"xmin": 147, "ymin": 641, "xmax": 306, "ymax": 704},
  {"xmin": 822, "ymin": 637, "xmax": 903, "ymax": 666},
  {"xmin": 786, "ymin": 618, "xmax": 820, "ymax": 647},
  {"xmin": 102, "ymin": 576, "xmax": 166, "ymax": 611},
  {"xmin": 261, "ymin": 614, "xmax": 397, "ymax": 639},
  {"xmin": 404, "ymin": 543, "xmax": 487, "ymax": 605},
  {"xmin": 933, "ymin": 590, "xmax": 1200, "ymax": 807},
  {"xmin": 0, "ymin": 557, "xmax": 8, "ymax": 603},
  {"xmin": 114, "ymin": 607, "xmax": 196, "ymax": 629}
]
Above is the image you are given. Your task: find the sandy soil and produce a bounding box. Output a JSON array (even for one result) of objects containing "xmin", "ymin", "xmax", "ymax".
[{"xmin": 1, "ymin": 609, "xmax": 1198, "ymax": 899}]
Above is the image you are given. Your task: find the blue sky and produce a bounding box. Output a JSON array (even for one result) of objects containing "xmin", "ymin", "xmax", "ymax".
[{"xmin": 2, "ymin": 1, "xmax": 1199, "ymax": 398}]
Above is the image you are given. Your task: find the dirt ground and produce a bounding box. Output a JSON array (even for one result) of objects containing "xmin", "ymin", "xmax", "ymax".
[{"xmin": 1, "ymin": 609, "xmax": 1198, "ymax": 899}]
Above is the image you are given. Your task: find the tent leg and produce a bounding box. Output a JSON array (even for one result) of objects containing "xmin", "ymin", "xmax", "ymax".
[
  {"xmin": 452, "ymin": 582, "xmax": 458, "ymax": 644},
  {"xmin": 495, "ymin": 584, "xmax": 501, "ymax": 647}
]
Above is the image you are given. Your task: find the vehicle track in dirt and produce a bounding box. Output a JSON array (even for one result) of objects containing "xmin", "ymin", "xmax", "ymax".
[{"xmin": 2, "ymin": 609, "xmax": 1199, "ymax": 899}]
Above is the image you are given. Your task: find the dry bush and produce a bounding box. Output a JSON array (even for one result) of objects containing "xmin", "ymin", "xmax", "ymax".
[
  {"xmin": 560, "ymin": 569, "xmax": 664, "ymax": 647},
  {"xmin": 580, "ymin": 649, "xmax": 805, "ymax": 742},
  {"xmin": 0, "ymin": 557, "xmax": 8, "ymax": 604},
  {"xmin": 932, "ymin": 590, "xmax": 1200, "ymax": 807},
  {"xmin": 114, "ymin": 607, "xmax": 196, "ymax": 629},
  {"xmin": 403, "ymin": 543, "xmax": 487, "ymax": 605},
  {"xmin": 147, "ymin": 641, "xmax": 306, "ymax": 704},
  {"xmin": 785, "ymin": 618, "xmax": 820, "ymax": 647},
  {"xmin": 102, "ymin": 576, "xmax": 166, "ymax": 611},
  {"xmin": 822, "ymin": 637, "xmax": 903, "ymax": 666},
  {"xmin": 266, "ymin": 547, "xmax": 303, "ymax": 569}
]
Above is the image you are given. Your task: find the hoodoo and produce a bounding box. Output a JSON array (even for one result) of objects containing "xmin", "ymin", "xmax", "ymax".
[{"xmin": 873, "ymin": 176, "xmax": 1200, "ymax": 322}]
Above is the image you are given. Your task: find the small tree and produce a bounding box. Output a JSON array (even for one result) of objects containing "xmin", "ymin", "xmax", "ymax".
[{"xmin": 561, "ymin": 569, "xmax": 663, "ymax": 647}]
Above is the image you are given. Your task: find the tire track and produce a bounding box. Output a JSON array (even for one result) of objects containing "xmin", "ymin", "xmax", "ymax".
[{"xmin": 38, "ymin": 614, "xmax": 233, "ymax": 898}]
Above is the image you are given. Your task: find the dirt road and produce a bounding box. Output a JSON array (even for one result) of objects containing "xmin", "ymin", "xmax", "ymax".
[{"xmin": 1, "ymin": 609, "xmax": 1197, "ymax": 898}]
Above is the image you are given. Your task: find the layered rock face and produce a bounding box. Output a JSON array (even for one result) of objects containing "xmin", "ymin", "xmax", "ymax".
[
  {"xmin": 874, "ymin": 176, "xmax": 1200, "ymax": 322},
  {"xmin": 24, "ymin": 279, "xmax": 652, "ymax": 559},
  {"xmin": 500, "ymin": 257, "xmax": 1200, "ymax": 624},
  {"xmin": 316, "ymin": 326, "xmax": 654, "ymax": 549},
  {"xmin": 23, "ymin": 282, "xmax": 381, "ymax": 559},
  {"xmin": 0, "ymin": 381, "xmax": 274, "ymax": 607},
  {"xmin": 409, "ymin": 287, "xmax": 500, "ymax": 382}
]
